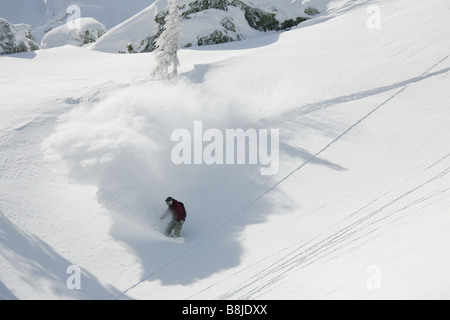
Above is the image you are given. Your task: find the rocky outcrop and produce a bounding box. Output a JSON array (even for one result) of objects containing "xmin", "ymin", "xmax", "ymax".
[
  {"xmin": 137, "ymin": 0, "xmax": 312, "ymax": 52},
  {"xmin": 0, "ymin": 18, "xmax": 40, "ymax": 55}
]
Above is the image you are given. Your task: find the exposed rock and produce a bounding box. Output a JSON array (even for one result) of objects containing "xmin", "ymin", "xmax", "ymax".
[{"xmin": 0, "ymin": 18, "xmax": 40, "ymax": 55}]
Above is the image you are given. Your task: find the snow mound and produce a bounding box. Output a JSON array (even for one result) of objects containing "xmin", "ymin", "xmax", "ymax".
[
  {"xmin": 0, "ymin": 0, "xmax": 154, "ymax": 43},
  {"xmin": 41, "ymin": 17, "xmax": 107, "ymax": 49}
]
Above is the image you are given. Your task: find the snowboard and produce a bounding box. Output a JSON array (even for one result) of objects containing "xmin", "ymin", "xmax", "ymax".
[{"xmin": 171, "ymin": 236, "xmax": 185, "ymax": 243}]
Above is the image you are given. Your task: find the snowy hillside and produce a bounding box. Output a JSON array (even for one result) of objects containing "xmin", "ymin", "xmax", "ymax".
[
  {"xmin": 90, "ymin": 0, "xmax": 317, "ymax": 53},
  {"xmin": 0, "ymin": 0, "xmax": 319, "ymax": 53},
  {"xmin": 1, "ymin": 0, "xmax": 450, "ymax": 300}
]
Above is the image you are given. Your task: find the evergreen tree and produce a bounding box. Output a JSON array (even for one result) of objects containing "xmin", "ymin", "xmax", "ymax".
[{"xmin": 152, "ymin": 0, "xmax": 181, "ymax": 80}]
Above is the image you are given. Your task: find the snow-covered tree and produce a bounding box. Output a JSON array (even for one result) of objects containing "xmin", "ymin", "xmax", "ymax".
[{"xmin": 152, "ymin": 0, "xmax": 182, "ymax": 80}]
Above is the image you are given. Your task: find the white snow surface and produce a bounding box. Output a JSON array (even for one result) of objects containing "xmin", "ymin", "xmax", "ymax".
[{"xmin": 1, "ymin": 0, "xmax": 450, "ymax": 300}]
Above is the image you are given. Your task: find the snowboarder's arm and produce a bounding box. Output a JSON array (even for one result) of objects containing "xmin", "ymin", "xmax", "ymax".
[{"xmin": 160, "ymin": 209, "xmax": 170, "ymax": 220}]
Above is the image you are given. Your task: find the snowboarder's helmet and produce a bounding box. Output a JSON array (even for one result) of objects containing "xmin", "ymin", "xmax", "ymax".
[{"xmin": 165, "ymin": 196, "xmax": 174, "ymax": 206}]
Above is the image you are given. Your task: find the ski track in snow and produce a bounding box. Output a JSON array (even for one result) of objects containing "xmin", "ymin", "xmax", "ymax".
[
  {"xmin": 185, "ymin": 55, "xmax": 450, "ymax": 299},
  {"xmin": 114, "ymin": 0, "xmax": 450, "ymax": 295},
  {"xmin": 216, "ymin": 154, "xmax": 450, "ymax": 299},
  {"xmin": 115, "ymin": 48, "xmax": 450, "ymax": 299}
]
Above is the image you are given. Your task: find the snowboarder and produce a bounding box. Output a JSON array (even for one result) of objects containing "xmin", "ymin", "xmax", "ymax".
[{"xmin": 160, "ymin": 196, "xmax": 186, "ymax": 238}]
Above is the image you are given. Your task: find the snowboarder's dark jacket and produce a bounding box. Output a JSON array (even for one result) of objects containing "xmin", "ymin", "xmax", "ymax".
[{"xmin": 163, "ymin": 199, "xmax": 186, "ymax": 221}]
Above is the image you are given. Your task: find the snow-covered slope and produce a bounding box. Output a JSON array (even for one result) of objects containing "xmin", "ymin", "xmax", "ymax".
[{"xmin": 1, "ymin": 0, "xmax": 450, "ymax": 300}]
